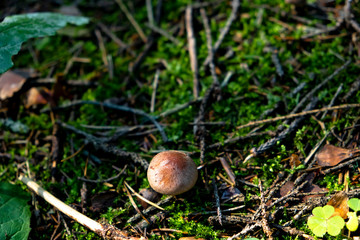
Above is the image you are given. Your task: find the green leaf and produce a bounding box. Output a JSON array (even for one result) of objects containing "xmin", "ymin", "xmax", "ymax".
[
  {"xmin": 0, "ymin": 182, "xmax": 31, "ymax": 240},
  {"xmin": 308, "ymin": 205, "xmax": 345, "ymax": 237},
  {"xmin": 327, "ymin": 215, "xmax": 345, "ymax": 236},
  {"xmin": 348, "ymin": 198, "xmax": 360, "ymax": 212},
  {"xmin": 0, "ymin": 12, "xmax": 89, "ymax": 73},
  {"xmin": 346, "ymin": 212, "xmax": 359, "ymax": 232},
  {"xmin": 308, "ymin": 215, "xmax": 327, "ymax": 237},
  {"xmin": 312, "ymin": 205, "xmax": 334, "ymax": 219}
]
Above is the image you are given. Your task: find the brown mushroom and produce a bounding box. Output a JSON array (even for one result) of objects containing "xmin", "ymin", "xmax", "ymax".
[{"xmin": 147, "ymin": 150, "xmax": 198, "ymax": 195}]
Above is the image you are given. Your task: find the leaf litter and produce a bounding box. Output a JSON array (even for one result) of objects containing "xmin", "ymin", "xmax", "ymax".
[{"xmin": 1, "ymin": 0, "xmax": 360, "ymax": 239}]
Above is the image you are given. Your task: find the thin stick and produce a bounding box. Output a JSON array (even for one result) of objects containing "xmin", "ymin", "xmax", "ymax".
[
  {"xmin": 320, "ymin": 83, "xmax": 343, "ymax": 119},
  {"xmin": 146, "ymin": 0, "xmax": 155, "ymax": 26},
  {"xmin": 150, "ymin": 69, "xmax": 160, "ymax": 113},
  {"xmin": 227, "ymin": 223, "xmax": 261, "ymax": 240},
  {"xmin": 146, "ymin": 23, "xmax": 180, "ymax": 45},
  {"xmin": 219, "ymin": 157, "xmax": 236, "ymax": 185},
  {"xmin": 127, "ymin": 196, "xmax": 173, "ymax": 223},
  {"xmin": 124, "ymin": 183, "xmax": 150, "ymax": 224},
  {"xmin": 78, "ymin": 165, "xmax": 127, "ymax": 183},
  {"xmin": 322, "ymin": 156, "xmax": 360, "ymax": 174},
  {"xmin": 43, "ymin": 100, "xmax": 168, "ymax": 142},
  {"xmin": 203, "ymin": 0, "xmax": 240, "ymax": 66},
  {"xmin": 160, "ymin": 98, "xmax": 202, "ymax": 118},
  {"xmin": 97, "ymin": 22, "xmax": 130, "ymax": 50},
  {"xmin": 124, "ymin": 181, "xmax": 165, "ymax": 211},
  {"xmin": 272, "ymin": 224, "xmax": 314, "ymax": 239},
  {"xmin": 266, "ymin": 181, "xmax": 308, "ymax": 210},
  {"xmin": 190, "ymin": 205, "xmax": 245, "ymax": 216},
  {"xmin": 259, "ymin": 180, "xmax": 273, "ymax": 239},
  {"xmin": 115, "ymin": 0, "xmax": 147, "ymax": 43},
  {"xmin": 61, "ymin": 144, "xmax": 85, "ymax": 162},
  {"xmin": 350, "ymin": 19, "xmax": 360, "ymax": 33},
  {"xmin": 290, "ymin": 59, "xmax": 350, "ymax": 114},
  {"xmin": 186, "ymin": 6, "xmax": 200, "ymax": 98},
  {"xmin": 19, "ymin": 174, "xmax": 102, "ymax": 232},
  {"xmin": 58, "ymin": 121, "xmax": 149, "ymax": 169},
  {"xmin": 238, "ymin": 103, "xmax": 360, "ymax": 130},
  {"xmin": 244, "ymin": 98, "xmax": 318, "ymax": 162},
  {"xmin": 342, "ymin": 77, "xmax": 360, "ymax": 102},
  {"xmin": 19, "ymin": 175, "xmax": 138, "ymax": 239},
  {"xmin": 271, "ymin": 48, "xmax": 284, "ymax": 78},
  {"xmin": 208, "ymin": 131, "xmax": 273, "ymax": 149},
  {"xmin": 208, "ymin": 215, "xmax": 252, "ymax": 225},
  {"xmin": 159, "ymin": 71, "xmax": 233, "ymax": 118},
  {"xmin": 200, "ymin": 8, "xmax": 219, "ymax": 85},
  {"xmin": 95, "ymin": 29, "xmax": 109, "ymax": 67},
  {"xmin": 303, "ymin": 130, "xmax": 331, "ymax": 166},
  {"xmin": 213, "ymin": 178, "xmax": 222, "ymax": 225}
]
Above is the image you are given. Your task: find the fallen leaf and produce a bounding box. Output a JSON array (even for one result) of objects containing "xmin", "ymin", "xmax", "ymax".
[
  {"xmin": 316, "ymin": 144, "xmax": 358, "ymax": 167},
  {"xmin": 302, "ymin": 183, "xmax": 325, "ymax": 202},
  {"xmin": 0, "ymin": 71, "xmax": 26, "ymax": 100},
  {"xmin": 26, "ymin": 87, "xmax": 51, "ymax": 108},
  {"xmin": 327, "ymin": 191, "xmax": 349, "ymax": 219},
  {"xmin": 221, "ymin": 186, "xmax": 242, "ymax": 201},
  {"xmin": 137, "ymin": 188, "xmax": 161, "ymax": 209},
  {"xmin": 90, "ymin": 191, "xmax": 119, "ymax": 212},
  {"xmin": 279, "ymin": 181, "xmax": 295, "ymax": 197},
  {"xmin": 290, "ymin": 154, "xmax": 301, "ymax": 169},
  {"xmin": 269, "ymin": 181, "xmax": 295, "ymax": 207}
]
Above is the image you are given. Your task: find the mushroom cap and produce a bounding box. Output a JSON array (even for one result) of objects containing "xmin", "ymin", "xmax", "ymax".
[{"xmin": 147, "ymin": 150, "xmax": 198, "ymax": 195}]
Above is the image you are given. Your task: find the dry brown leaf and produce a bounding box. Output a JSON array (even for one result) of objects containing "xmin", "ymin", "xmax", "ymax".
[
  {"xmin": 90, "ymin": 191, "xmax": 119, "ymax": 212},
  {"xmin": 279, "ymin": 181, "xmax": 295, "ymax": 197},
  {"xmin": 138, "ymin": 188, "xmax": 161, "ymax": 209},
  {"xmin": 301, "ymin": 183, "xmax": 324, "ymax": 202},
  {"xmin": 0, "ymin": 69, "xmax": 38, "ymax": 100},
  {"xmin": 316, "ymin": 144, "xmax": 358, "ymax": 167},
  {"xmin": 327, "ymin": 191, "xmax": 349, "ymax": 219},
  {"xmin": 290, "ymin": 154, "xmax": 301, "ymax": 169},
  {"xmin": 26, "ymin": 88, "xmax": 50, "ymax": 108},
  {"xmin": 0, "ymin": 71, "xmax": 27, "ymax": 100}
]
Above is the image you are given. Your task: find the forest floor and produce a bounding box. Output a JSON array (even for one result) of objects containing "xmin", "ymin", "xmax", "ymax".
[{"xmin": 1, "ymin": 0, "xmax": 360, "ymax": 239}]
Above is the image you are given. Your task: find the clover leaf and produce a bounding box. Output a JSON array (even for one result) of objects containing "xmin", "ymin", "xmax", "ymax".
[
  {"xmin": 346, "ymin": 212, "xmax": 359, "ymax": 232},
  {"xmin": 348, "ymin": 198, "xmax": 360, "ymax": 212},
  {"xmin": 308, "ymin": 205, "xmax": 345, "ymax": 237}
]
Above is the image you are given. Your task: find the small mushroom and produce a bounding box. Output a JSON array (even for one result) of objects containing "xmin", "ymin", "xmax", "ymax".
[{"xmin": 147, "ymin": 150, "xmax": 198, "ymax": 195}]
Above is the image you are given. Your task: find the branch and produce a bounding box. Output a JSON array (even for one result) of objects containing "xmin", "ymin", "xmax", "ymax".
[{"xmin": 19, "ymin": 175, "xmax": 142, "ymax": 240}]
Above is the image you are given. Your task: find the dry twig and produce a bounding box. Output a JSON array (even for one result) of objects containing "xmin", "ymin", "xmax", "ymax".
[
  {"xmin": 19, "ymin": 175, "xmax": 142, "ymax": 240},
  {"xmin": 203, "ymin": 0, "xmax": 240, "ymax": 66},
  {"xmin": 115, "ymin": 0, "xmax": 147, "ymax": 43},
  {"xmin": 239, "ymin": 103, "xmax": 360, "ymax": 130},
  {"xmin": 186, "ymin": 6, "xmax": 200, "ymax": 98},
  {"xmin": 43, "ymin": 100, "xmax": 168, "ymax": 142}
]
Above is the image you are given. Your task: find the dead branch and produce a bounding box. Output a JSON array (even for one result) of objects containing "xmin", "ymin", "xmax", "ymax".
[
  {"xmin": 245, "ymin": 98, "xmax": 318, "ymax": 162},
  {"xmin": 203, "ymin": 0, "xmax": 240, "ymax": 67},
  {"xmin": 200, "ymin": 8, "xmax": 219, "ymax": 85},
  {"xmin": 57, "ymin": 121, "xmax": 150, "ymax": 170},
  {"xmin": 150, "ymin": 69, "xmax": 160, "ymax": 113},
  {"xmin": 115, "ymin": 0, "xmax": 147, "ymax": 43},
  {"xmin": 19, "ymin": 175, "xmax": 142, "ymax": 240},
  {"xmin": 186, "ymin": 6, "xmax": 200, "ymax": 98},
  {"xmin": 238, "ymin": 103, "xmax": 360, "ymax": 130},
  {"xmin": 259, "ymin": 180, "xmax": 273, "ymax": 239},
  {"xmin": 213, "ymin": 178, "xmax": 222, "ymax": 225},
  {"xmin": 42, "ymin": 100, "xmax": 168, "ymax": 142},
  {"xmin": 145, "ymin": 23, "xmax": 180, "ymax": 45}
]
